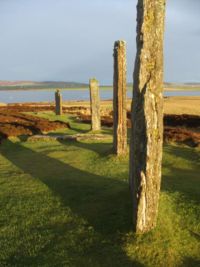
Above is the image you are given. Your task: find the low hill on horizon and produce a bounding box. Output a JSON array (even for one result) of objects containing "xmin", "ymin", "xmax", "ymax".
[
  {"xmin": 0, "ymin": 81, "xmax": 88, "ymax": 90},
  {"xmin": 0, "ymin": 80, "xmax": 200, "ymax": 90}
]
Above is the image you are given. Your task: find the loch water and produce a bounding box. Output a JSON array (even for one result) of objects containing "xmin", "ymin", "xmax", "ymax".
[{"xmin": 0, "ymin": 89, "xmax": 200, "ymax": 103}]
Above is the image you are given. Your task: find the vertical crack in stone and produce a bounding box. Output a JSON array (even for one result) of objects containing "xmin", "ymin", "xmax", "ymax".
[
  {"xmin": 137, "ymin": 171, "xmax": 147, "ymax": 231},
  {"xmin": 130, "ymin": 0, "xmax": 166, "ymax": 233}
]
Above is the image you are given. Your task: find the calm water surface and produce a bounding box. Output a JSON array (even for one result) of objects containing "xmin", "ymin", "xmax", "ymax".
[{"xmin": 0, "ymin": 89, "xmax": 200, "ymax": 103}]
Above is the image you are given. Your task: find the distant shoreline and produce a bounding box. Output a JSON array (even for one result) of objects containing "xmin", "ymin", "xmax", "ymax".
[{"xmin": 1, "ymin": 86, "xmax": 200, "ymax": 91}]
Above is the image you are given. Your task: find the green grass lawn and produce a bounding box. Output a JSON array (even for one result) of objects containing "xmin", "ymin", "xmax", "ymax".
[{"xmin": 0, "ymin": 112, "xmax": 199, "ymax": 267}]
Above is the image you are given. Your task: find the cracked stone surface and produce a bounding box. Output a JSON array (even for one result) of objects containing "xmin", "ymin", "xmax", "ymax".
[
  {"xmin": 129, "ymin": 0, "xmax": 166, "ymax": 233},
  {"xmin": 28, "ymin": 134, "xmax": 112, "ymax": 142},
  {"xmin": 113, "ymin": 40, "xmax": 127, "ymax": 156}
]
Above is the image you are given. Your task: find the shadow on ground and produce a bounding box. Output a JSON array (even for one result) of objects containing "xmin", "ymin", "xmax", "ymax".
[
  {"xmin": 162, "ymin": 145, "xmax": 200, "ymax": 204},
  {"xmin": 1, "ymin": 138, "xmax": 199, "ymax": 266},
  {"xmin": 0, "ymin": 139, "xmax": 143, "ymax": 267}
]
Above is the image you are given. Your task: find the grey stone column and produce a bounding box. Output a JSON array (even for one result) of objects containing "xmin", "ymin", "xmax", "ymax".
[
  {"xmin": 89, "ymin": 78, "xmax": 101, "ymax": 131},
  {"xmin": 55, "ymin": 89, "xmax": 62, "ymax": 115}
]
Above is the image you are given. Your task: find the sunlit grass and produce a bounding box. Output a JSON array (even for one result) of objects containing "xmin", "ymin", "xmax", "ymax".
[{"xmin": 0, "ymin": 112, "xmax": 199, "ymax": 267}]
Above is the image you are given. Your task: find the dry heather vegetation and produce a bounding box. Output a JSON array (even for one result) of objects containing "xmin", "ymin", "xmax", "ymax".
[{"xmin": 0, "ymin": 98, "xmax": 200, "ymax": 147}]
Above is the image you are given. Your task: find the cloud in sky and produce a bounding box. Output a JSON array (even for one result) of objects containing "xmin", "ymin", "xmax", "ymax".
[{"xmin": 0, "ymin": 0, "xmax": 200, "ymax": 84}]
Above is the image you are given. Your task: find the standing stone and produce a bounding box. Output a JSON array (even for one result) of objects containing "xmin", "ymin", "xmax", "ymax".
[
  {"xmin": 129, "ymin": 0, "xmax": 166, "ymax": 233},
  {"xmin": 89, "ymin": 78, "xmax": 101, "ymax": 131},
  {"xmin": 55, "ymin": 89, "xmax": 62, "ymax": 115},
  {"xmin": 113, "ymin": 40, "xmax": 127, "ymax": 155}
]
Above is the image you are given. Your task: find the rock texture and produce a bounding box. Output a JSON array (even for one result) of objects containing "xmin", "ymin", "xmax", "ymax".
[
  {"xmin": 55, "ymin": 89, "xmax": 63, "ymax": 115},
  {"xmin": 28, "ymin": 133, "xmax": 112, "ymax": 142},
  {"xmin": 129, "ymin": 0, "xmax": 166, "ymax": 233},
  {"xmin": 89, "ymin": 79, "xmax": 101, "ymax": 131},
  {"xmin": 113, "ymin": 40, "xmax": 127, "ymax": 155}
]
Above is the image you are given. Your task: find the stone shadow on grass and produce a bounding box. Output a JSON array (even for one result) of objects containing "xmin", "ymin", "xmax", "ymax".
[
  {"xmin": 59, "ymin": 139, "xmax": 114, "ymax": 157},
  {"xmin": 162, "ymin": 146, "xmax": 200, "ymax": 204},
  {"xmin": 0, "ymin": 139, "xmax": 143, "ymax": 267},
  {"xmin": 178, "ymin": 257, "xmax": 200, "ymax": 267},
  {"xmin": 66, "ymin": 115, "xmax": 90, "ymax": 133},
  {"xmin": 164, "ymin": 145, "xmax": 200, "ymax": 165},
  {"xmin": 1, "ymin": 140, "xmax": 132, "ymax": 235}
]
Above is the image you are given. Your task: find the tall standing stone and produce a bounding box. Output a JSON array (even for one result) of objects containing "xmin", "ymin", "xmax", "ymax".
[
  {"xmin": 89, "ymin": 78, "xmax": 101, "ymax": 131},
  {"xmin": 129, "ymin": 0, "xmax": 166, "ymax": 233},
  {"xmin": 113, "ymin": 40, "xmax": 127, "ymax": 155},
  {"xmin": 55, "ymin": 89, "xmax": 62, "ymax": 115}
]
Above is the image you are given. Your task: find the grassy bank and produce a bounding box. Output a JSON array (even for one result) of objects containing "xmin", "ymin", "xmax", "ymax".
[{"xmin": 0, "ymin": 113, "xmax": 199, "ymax": 267}]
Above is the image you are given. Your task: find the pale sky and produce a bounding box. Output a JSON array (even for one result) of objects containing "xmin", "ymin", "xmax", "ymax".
[{"xmin": 0, "ymin": 0, "xmax": 200, "ymax": 84}]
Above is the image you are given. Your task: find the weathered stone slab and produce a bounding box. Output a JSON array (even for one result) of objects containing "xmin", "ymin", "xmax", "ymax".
[
  {"xmin": 113, "ymin": 40, "xmax": 127, "ymax": 155},
  {"xmin": 89, "ymin": 79, "xmax": 101, "ymax": 131},
  {"xmin": 129, "ymin": 0, "xmax": 166, "ymax": 233},
  {"xmin": 28, "ymin": 133, "xmax": 112, "ymax": 142},
  {"xmin": 55, "ymin": 89, "xmax": 62, "ymax": 115}
]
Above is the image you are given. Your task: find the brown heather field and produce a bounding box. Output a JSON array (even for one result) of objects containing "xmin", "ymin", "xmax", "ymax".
[{"xmin": 62, "ymin": 96, "xmax": 200, "ymax": 116}]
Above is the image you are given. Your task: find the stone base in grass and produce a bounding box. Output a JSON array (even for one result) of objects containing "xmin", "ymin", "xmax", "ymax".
[{"xmin": 28, "ymin": 133, "xmax": 112, "ymax": 142}]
